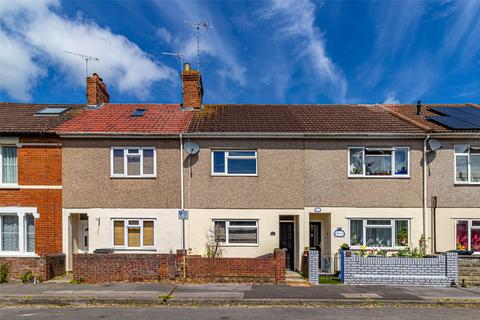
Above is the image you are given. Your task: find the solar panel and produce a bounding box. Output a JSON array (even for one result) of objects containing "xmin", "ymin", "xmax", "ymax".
[
  {"xmin": 131, "ymin": 109, "xmax": 146, "ymax": 116},
  {"xmin": 428, "ymin": 107, "xmax": 480, "ymax": 129},
  {"xmin": 427, "ymin": 116, "xmax": 480, "ymax": 129}
]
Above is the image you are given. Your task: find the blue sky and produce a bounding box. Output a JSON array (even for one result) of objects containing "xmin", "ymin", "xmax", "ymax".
[{"xmin": 1, "ymin": 0, "xmax": 479, "ymax": 105}]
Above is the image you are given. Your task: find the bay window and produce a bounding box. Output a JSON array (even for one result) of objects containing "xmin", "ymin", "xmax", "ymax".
[
  {"xmin": 212, "ymin": 151, "xmax": 257, "ymax": 176},
  {"xmin": 0, "ymin": 208, "xmax": 36, "ymax": 255},
  {"xmin": 112, "ymin": 218, "xmax": 155, "ymax": 249},
  {"xmin": 0, "ymin": 145, "xmax": 18, "ymax": 186},
  {"xmin": 213, "ymin": 220, "xmax": 258, "ymax": 245},
  {"xmin": 111, "ymin": 147, "xmax": 156, "ymax": 178},
  {"xmin": 348, "ymin": 147, "xmax": 409, "ymax": 177},
  {"xmin": 454, "ymin": 145, "xmax": 480, "ymax": 183},
  {"xmin": 349, "ymin": 219, "xmax": 409, "ymax": 249},
  {"xmin": 456, "ymin": 220, "xmax": 480, "ymax": 252}
]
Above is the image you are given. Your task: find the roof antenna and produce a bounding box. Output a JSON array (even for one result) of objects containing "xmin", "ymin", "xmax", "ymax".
[
  {"xmin": 65, "ymin": 51, "xmax": 99, "ymax": 79},
  {"xmin": 162, "ymin": 52, "xmax": 184, "ymax": 93},
  {"xmin": 184, "ymin": 19, "xmax": 213, "ymax": 71}
]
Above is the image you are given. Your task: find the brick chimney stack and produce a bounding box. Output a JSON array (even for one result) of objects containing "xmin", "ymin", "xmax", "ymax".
[
  {"xmin": 86, "ymin": 73, "xmax": 110, "ymax": 105},
  {"xmin": 181, "ymin": 63, "xmax": 203, "ymax": 110}
]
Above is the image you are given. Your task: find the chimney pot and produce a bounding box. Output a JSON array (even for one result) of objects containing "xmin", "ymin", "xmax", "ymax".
[
  {"xmin": 86, "ymin": 73, "xmax": 110, "ymax": 105},
  {"xmin": 416, "ymin": 100, "xmax": 422, "ymax": 115}
]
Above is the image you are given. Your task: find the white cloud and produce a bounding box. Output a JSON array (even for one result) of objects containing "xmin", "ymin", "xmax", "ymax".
[
  {"xmin": 257, "ymin": 0, "xmax": 347, "ymax": 101},
  {"xmin": 0, "ymin": 0, "xmax": 176, "ymax": 101},
  {"xmin": 383, "ymin": 92, "xmax": 400, "ymax": 104},
  {"xmin": 156, "ymin": 27, "xmax": 173, "ymax": 45},
  {"xmin": 0, "ymin": 30, "xmax": 44, "ymax": 100}
]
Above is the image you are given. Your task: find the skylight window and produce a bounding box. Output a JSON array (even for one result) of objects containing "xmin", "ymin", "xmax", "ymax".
[
  {"xmin": 131, "ymin": 109, "xmax": 146, "ymax": 116},
  {"xmin": 35, "ymin": 107, "xmax": 70, "ymax": 115}
]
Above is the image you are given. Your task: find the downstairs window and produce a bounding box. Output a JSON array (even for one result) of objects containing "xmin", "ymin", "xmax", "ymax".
[
  {"xmin": 456, "ymin": 220, "xmax": 480, "ymax": 252},
  {"xmin": 112, "ymin": 219, "xmax": 155, "ymax": 249},
  {"xmin": 213, "ymin": 220, "xmax": 258, "ymax": 245},
  {"xmin": 349, "ymin": 219, "xmax": 409, "ymax": 249}
]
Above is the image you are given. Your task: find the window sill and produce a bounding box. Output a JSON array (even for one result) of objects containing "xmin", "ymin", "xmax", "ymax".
[
  {"xmin": 112, "ymin": 247, "xmax": 157, "ymax": 252},
  {"xmin": 0, "ymin": 252, "xmax": 38, "ymax": 257},
  {"xmin": 211, "ymin": 174, "xmax": 258, "ymax": 177},
  {"xmin": 454, "ymin": 182, "xmax": 480, "ymax": 186},
  {"xmin": 110, "ymin": 176, "xmax": 157, "ymax": 179},
  {"xmin": 348, "ymin": 176, "xmax": 410, "ymax": 179},
  {"xmin": 219, "ymin": 243, "xmax": 259, "ymax": 247},
  {"xmin": 0, "ymin": 184, "xmax": 20, "ymax": 189}
]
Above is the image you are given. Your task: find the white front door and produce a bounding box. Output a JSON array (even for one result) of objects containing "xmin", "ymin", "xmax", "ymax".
[{"xmin": 78, "ymin": 221, "xmax": 89, "ymax": 253}]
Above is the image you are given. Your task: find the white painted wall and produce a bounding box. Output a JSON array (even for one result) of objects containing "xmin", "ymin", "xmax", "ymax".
[
  {"xmin": 435, "ymin": 208, "xmax": 480, "ymax": 252},
  {"xmin": 63, "ymin": 208, "xmax": 182, "ymax": 270}
]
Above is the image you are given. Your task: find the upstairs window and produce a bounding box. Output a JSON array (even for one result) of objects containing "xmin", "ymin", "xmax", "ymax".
[
  {"xmin": 212, "ymin": 150, "xmax": 257, "ymax": 176},
  {"xmin": 0, "ymin": 146, "xmax": 18, "ymax": 185},
  {"xmin": 454, "ymin": 145, "xmax": 480, "ymax": 184},
  {"xmin": 348, "ymin": 147, "xmax": 409, "ymax": 177},
  {"xmin": 111, "ymin": 147, "xmax": 156, "ymax": 178}
]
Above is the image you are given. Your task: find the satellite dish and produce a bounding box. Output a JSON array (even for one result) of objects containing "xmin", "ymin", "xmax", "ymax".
[
  {"xmin": 184, "ymin": 142, "xmax": 200, "ymax": 155},
  {"xmin": 428, "ymin": 139, "xmax": 442, "ymax": 151}
]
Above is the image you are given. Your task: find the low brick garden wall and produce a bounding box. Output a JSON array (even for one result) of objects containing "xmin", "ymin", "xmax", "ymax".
[
  {"xmin": 342, "ymin": 251, "xmax": 458, "ymax": 286},
  {"xmin": 73, "ymin": 249, "xmax": 286, "ymax": 284},
  {"xmin": 0, "ymin": 253, "xmax": 65, "ymax": 281},
  {"xmin": 73, "ymin": 253, "xmax": 177, "ymax": 283}
]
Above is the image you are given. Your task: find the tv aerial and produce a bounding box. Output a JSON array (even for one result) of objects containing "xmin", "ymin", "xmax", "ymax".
[
  {"xmin": 65, "ymin": 51, "xmax": 99, "ymax": 78},
  {"xmin": 184, "ymin": 19, "xmax": 213, "ymax": 71}
]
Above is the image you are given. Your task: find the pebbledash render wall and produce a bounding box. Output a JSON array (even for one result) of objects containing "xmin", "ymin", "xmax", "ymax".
[
  {"xmin": 342, "ymin": 251, "xmax": 458, "ymax": 286},
  {"xmin": 72, "ymin": 249, "xmax": 286, "ymax": 284}
]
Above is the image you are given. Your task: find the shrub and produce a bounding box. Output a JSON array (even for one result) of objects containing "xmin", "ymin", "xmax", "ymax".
[
  {"xmin": 0, "ymin": 263, "xmax": 9, "ymax": 283},
  {"xmin": 20, "ymin": 270, "xmax": 34, "ymax": 284}
]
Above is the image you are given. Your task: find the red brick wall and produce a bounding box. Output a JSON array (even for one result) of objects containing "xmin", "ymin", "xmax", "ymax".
[
  {"xmin": 72, "ymin": 249, "xmax": 286, "ymax": 284},
  {"xmin": 73, "ymin": 253, "xmax": 177, "ymax": 283},
  {"xmin": 0, "ymin": 136, "xmax": 63, "ymax": 255},
  {"xmin": 0, "ymin": 254, "xmax": 65, "ymax": 281}
]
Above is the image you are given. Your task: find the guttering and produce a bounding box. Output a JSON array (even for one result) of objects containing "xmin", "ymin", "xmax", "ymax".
[{"xmin": 423, "ymin": 135, "xmax": 430, "ymax": 250}]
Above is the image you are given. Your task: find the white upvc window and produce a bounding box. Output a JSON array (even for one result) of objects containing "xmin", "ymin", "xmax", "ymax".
[
  {"xmin": 456, "ymin": 220, "xmax": 480, "ymax": 252},
  {"xmin": 111, "ymin": 218, "xmax": 156, "ymax": 249},
  {"xmin": 0, "ymin": 145, "xmax": 18, "ymax": 187},
  {"xmin": 0, "ymin": 207, "xmax": 37, "ymax": 256},
  {"xmin": 349, "ymin": 219, "xmax": 410, "ymax": 249},
  {"xmin": 110, "ymin": 147, "xmax": 156, "ymax": 178},
  {"xmin": 211, "ymin": 150, "xmax": 257, "ymax": 176},
  {"xmin": 348, "ymin": 147, "xmax": 410, "ymax": 178},
  {"xmin": 213, "ymin": 220, "xmax": 258, "ymax": 245},
  {"xmin": 454, "ymin": 145, "xmax": 480, "ymax": 184}
]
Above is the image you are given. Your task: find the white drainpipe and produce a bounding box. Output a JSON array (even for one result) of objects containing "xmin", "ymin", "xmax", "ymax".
[
  {"xmin": 180, "ymin": 134, "xmax": 184, "ymax": 211},
  {"xmin": 423, "ymin": 135, "xmax": 430, "ymax": 250}
]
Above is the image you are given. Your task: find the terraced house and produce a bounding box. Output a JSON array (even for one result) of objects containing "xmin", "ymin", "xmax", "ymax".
[
  {"xmin": 0, "ymin": 102, "xmax": 83, "ymax": 280},
  {"xmin": 54, "ymin": 66, "xmax": 479, "ymax": 275},
  {"xmin": 1, "ymin": 66, "xmax": 479, "ymax": 280}
]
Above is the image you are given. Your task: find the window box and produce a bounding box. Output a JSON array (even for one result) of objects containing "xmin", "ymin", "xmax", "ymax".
[
  {"xmin": 110, "ymin": 147, "xmax": 156, "ymax": 178},
  {"xmin": 454, "ymin": 145, "xmax": 480, "ymax": 184},
  {"xmin": 349, "ymin": 218, "xmax": 410, "ymax": 249},
  {"xmin": 111, "ymin": 218, "xmax": 156, "ymax": 250},
  {"xmin": 213, "ymin": 220, "xmax": 258, "ymax": 246},
  {"xmin": 211, "ymin": 150, "xmax": 257, "ymax": 176},
  {"xmin": 348, "ymin": 147, "xmax": 410, "ymax": 178}
]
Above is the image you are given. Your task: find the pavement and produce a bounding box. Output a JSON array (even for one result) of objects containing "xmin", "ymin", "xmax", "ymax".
[
  {"xmin": 2, "ymin": 306, "xmax": 480, "ymax": 320},
  {"xmin": 1, "ymin": 282, "xmax": 480, "ymax": 306}
]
